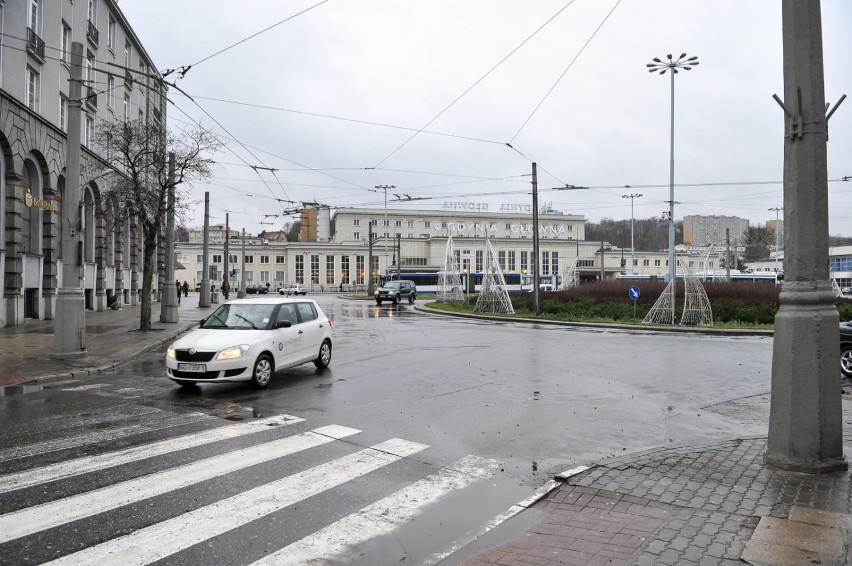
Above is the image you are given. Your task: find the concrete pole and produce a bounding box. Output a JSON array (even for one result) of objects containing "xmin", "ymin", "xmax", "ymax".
[
  {"xmin": 725, "ymin": 228, "xmax": 731, "ymax": 281},
  {"xmin": 531, "ymin": 162, "xmax": 540, "ymax": 315},
  {"xmin": 52, "ymin": 42, "xmax": 87, "ymax": 359},
  {"xmin": 199, "ymin": 192, "xmax": 211, "ymax": 307},
  {"xmin": 368, "ymin": 223, "xmax": 374, "ymax": 296},
  {"xmin": 765, "ymin": 0, "xmax": 845, "ymax": 473},
  {"xmin": 223, "ymin": 213, "xmax": 229, "ymax": 298},
  {"xmin": 160, "ymin": 153, "xmax": 178, "ymax": 323},
  {"xmin": 238, "ymin": 228, "xmax": 246, "ymax": 298}
]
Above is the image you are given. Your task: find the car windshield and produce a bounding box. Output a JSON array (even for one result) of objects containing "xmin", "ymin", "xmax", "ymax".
[
  {"xmin": 384, "ymin": 282, "xmax": 401, "ymax": 289},
  {"xmin": 201, "ymin": 304, "xmax": 276, "ymax": 330}
]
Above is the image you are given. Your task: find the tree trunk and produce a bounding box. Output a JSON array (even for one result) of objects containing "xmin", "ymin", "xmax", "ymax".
[{"xmin": 139, "ymin": 234, "xmax": 158, "ymax": 331}]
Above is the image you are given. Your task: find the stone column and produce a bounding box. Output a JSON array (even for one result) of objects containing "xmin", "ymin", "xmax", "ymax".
[
  {"xmin": 765, "ymin": 0, "xmax": 845, "ymax": 473},
  {"xmin": 41, "ymin": 186, "xmax": 60, "ymax": 319},
  {"xmin": 4, "ymin": 172, "xmax": 25, "ymax": 327},
  {"xmin": 94, "ymin": 209, "xmax": 107, "ymax": 311}
]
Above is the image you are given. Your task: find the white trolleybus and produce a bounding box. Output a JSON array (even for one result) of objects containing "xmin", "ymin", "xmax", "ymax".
[{"xmin": 380, "ymin": 272, "xmax": 564, "ymax": 295}]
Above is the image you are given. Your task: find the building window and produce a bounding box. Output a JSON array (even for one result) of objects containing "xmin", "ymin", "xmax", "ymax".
[
  {"xmin": 60, "ymin": 22, "xmax": 70, "ymax": 64},
  {"xmin": 643, "ymin": 259, "xmax": 650, "ymax": 267},
  {"xmin": 520, "ymin": 251, "xmax": 528, "ymax": 273},
  {"xmin": 407, "ymin": 220, "xmax": 414, "ymax": 228},
  {"xmin": 654, "ymin": 259, "xmax": 661, "ymax": 267},
  {"xmin": 326, "ymin": 256, "xmax": 335, "ymax": 285},
  {"xmin": 505, "ymin": 223, "xmax": 511, "ymax": 230},
  {"xmin": 107, "ymin": 75, "xmax": 115, "ymax": 108},
  {"xmin": 542, "ymin": 251, "xmax": 551, "ymax": 275},
  {"xmin": 195, "ymin": 254, "xmax": 203, "ymax": 262},
  {"xmin": 59, "ymin": 95, "xmax": 68, "ymax": 132},
  {"xmin": 371, "ymin": 219, "xmax": 378, "ymax": 226},
  {"xmin": 424, "ymin": 221, "xmax": 431, "ymax": 228},
  {"xmin": 552, "ymin": 251, "xmax": 558, "ymax": 275},
  {"xmin": 84, "ymin": 115, "xmax": 94, "ymax": 147},
  {"xmin": 260, "ymin": 271, "xmax": 269, "ymax": 283},
  {"xmin": 28, "ymin": 0, "xmax": 40, "ymax": 33},
  {"xmin": 498, "ymin": 251, "xmax": 506, "ymax": 271},
  {"xmin": 108, "ymin": 15, "xmax": 116, "ymax": 51},
  {"xmin": 355, "ymin": 256, "xmax": 364, "ymax": 284},
  {"xmin": 260, "ymin": 255, "xmax": 269, "ymax": 264},
  {"xmin": 26, "ymin": 67, "xmax": 40, "ymax": 111},
  {"xmin": 275, "ymin": 255, "xmax": 285, "ymax": 263},
  {"xmin": 275, "ymin": 270, "xmax": 285, "ymax": 283},
  {"xmin": 341, "ymin": 256, "xmax": 350, "ymax": 285},
  {"xmin": 212, "ymin": 254, "xmax": 222, "ymax": 263},
  {"xmin": 395, "ymin": 220, "xmax": 402, "ymax": 227},
  {"xmin": 383, "ymin": 219, "xmax": 389, "ymax": 227},
  {"xmin": 353, "ymin": 232, "xmax": 360, "ymax": 240},
  {"xmin": 123, "ymin": 93, "xmax": 130, "ymax": 121},
  {"xmin": 311, "ymin": 255, "xmax": 320, "ymax": 284},
  {"xmin": 476, "ymin": 250, "xmax": 484, "ymax": 272},
  {"xmin": 353, "ymin": 219, "xmax": 360, "ymax": 226},
  {"xmin": 508, "ymin": 251, "xmax": 516, "ymax": 272},
  {"xmin": 244, "ymin": 255, "xmax": 254, "ymax": 264},
  {"xmin": 295, "ymin": 255, "xmax": 304, "ymax": 283}
]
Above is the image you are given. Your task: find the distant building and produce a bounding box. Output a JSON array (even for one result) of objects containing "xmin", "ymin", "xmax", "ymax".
[
  {"xmin": 187, "ymin": 224, "xmax": 239, "ymax": 244},
  {"xmin": 766, "ymin": 218, "xmax": 785, "ymax": 251},
  {"xmin": 683, "ymin": 215, "xmax": 749, "ymax": 246}
]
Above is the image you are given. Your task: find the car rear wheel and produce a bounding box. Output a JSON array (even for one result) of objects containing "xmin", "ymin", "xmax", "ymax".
[
  {"xmin": 314, "ymin": 339, "xmax": 332, "ymax": 368},
  {"xmin": 408, "ymin": 293, "xmax": 415, "ymax": 304},
  {"xmin": 841, "ymin": 346, "xmax": 852, "ymax": 378},
  {"xmin": 251, "ymin": 354, "xmax": 274, "ymax": 388}
]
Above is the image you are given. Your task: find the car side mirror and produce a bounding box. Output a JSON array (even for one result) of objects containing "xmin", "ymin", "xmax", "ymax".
[
  {"xmin": 199, "ymin": 317, "xmax": 206, "ymax": 327},
  {"xmin": 276, "ymin": 320, "xmax": 292, "ymax": 328}
]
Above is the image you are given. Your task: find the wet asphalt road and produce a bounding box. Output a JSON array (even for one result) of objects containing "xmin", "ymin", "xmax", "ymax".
[{"xmin": 0, "ymin": 296, "xmax": 774, "ymax": 565}]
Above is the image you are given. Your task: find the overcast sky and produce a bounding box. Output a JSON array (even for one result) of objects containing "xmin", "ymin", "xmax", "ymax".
[{"xmin": 118, "ymin": 0, "xmax": 852, "ymax": 238}]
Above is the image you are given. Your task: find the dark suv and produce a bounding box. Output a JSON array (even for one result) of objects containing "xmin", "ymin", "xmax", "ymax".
[{"xmin": 375, "ymin": 280, "xmax": 416, "ymax": 305}]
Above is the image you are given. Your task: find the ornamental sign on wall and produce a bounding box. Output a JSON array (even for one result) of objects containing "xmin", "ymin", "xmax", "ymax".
[{"xmin": 24, "ymin": 190, "xmax": 58, "ymax": 213}]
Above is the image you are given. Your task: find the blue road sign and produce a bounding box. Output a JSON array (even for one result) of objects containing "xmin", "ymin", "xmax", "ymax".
[{"xmin": 629, "ymin": 286, "xmax": 641, "ymax": 301}]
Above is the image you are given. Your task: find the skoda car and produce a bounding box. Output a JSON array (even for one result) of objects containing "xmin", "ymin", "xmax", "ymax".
[
  {"xmin": 842, "ymin": 322, "xmax": 852, "ymax": 378},
  {"xmin": 166, "ymin": 297, "xmax": 332, "ymax": 388}
]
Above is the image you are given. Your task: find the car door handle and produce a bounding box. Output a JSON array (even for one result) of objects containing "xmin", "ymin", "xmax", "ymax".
[{"xmin": 298, "ymin": 330, "xmax": 304, "ymax": 334}]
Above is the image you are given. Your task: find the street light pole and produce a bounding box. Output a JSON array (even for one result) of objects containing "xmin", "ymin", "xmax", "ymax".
[
  {"xmin": 622, "ymin": 193, "xmax": 642, "ymax": 273},
  {"xmin": 768, "ymin": 206, "xmax": 782, "ymax": 273},
  {"xmin": 374, "ymin": 184, "xmax": 395, "ymax": 276},
  {"xmin": 647, "ymin": 53, "xmax": 699, "ymax": 324}
]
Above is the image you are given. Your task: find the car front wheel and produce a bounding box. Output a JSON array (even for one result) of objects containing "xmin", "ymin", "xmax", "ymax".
[
  {"xmin": 841, "ymin": 346, "xmax": 852, "ymax": 378},
  {"xmin": 314, "ymin": 339, "xmax": 332, "ymax": 368},
  {"xmin": 251, "ymin": 353, "xmax": 274, "ymax": 388},
  {"xmin": 376, "ymin": 299, "xmax": 382, "ymax": 305},
  {"xmin": 392, "ymin": 294, "xmax": 399, "ymax": 305}
]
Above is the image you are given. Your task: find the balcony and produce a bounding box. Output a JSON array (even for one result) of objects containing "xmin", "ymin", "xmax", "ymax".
[
  {"xmin": 85, "ymin": 86, "xmax": 98, "ymax": 109},
  {"xmin": 26, "ymin": 28, "xmax": 45, "ymax": 62},
  {"xmin": 86, "ymin": 20, "xmax": 99, "ymax": 46},
  {"xmin": 124, "ymin": 69, "xmax": 134, "ymax": 89}
]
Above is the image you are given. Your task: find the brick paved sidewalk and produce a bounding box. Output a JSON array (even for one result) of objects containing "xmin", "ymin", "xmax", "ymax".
[{"xmin": 461, "ymin": 437, "xmax": 852, "ymax": 565}]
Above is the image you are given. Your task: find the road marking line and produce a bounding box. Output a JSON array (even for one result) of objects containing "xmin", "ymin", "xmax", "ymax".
[
  {"xmin": 44, "ymin": 438, "xmax": 428, "ymax": 566},
  {"xmin": 0, "ymin": 409, "xmax": 214, "ymax": 462},
  {"xmin": 253, "ymin": 455, "xmax": 500, "ymax": 566},
  {"xmin": 0, "ymin": 414, "xmax": 304, "ymax": 494},
  {"xmin": 0, "ymin": 425, "xmax": 360, "ymax": 543}
]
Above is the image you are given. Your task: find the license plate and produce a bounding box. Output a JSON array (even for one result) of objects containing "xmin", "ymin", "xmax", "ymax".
[{"xmin": 177, "ymin": 363, "xmax": 206, "ymax": 373}]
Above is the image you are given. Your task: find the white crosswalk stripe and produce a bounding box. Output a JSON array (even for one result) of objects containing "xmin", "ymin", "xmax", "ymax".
[
  {"xmin": 0, "ymin": 414, "xmax": 304, "ymax": 494},
  {"xmin": 45, "ymin": 438, "xmax": 429, "ymax": 565},
  {"xmin": 253, "ymin": 455, "xmax": 501, "ymax": 566},
  {"xmin": 1, "ymin": 410, "xmax": 503, "ymax": 566},
  {"xmin": 0, "ymin": 424, "xmax": 360, "ymax": 543}
]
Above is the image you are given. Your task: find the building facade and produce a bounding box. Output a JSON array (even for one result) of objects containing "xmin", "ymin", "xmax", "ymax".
[
  {"xmin": 1, "ymin": 0, "xmax": 164, "ymax": 327},
  {"xmin": 683, "ymin": 215, "xmax": 749, "ymax": 247}
]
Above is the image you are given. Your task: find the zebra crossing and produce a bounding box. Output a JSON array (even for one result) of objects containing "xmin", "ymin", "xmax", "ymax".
[{"xmin": 0, "ymin": 407, "xmax": 502, "ymax": 565}]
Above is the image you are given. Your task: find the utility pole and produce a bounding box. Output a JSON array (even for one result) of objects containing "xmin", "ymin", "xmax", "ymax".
[
  {"xmin": 766, "ymin": 0, "xmax": 847, "ymax": 473},
  {"xmin": 199, "ymin": 192, "xmax": 211, "ymax": 307},
  {"xmin": 374, "ymin": 185, "xmax": 395, "ymax": 277},
  {"xmin": 223, "ymin": 213, "xmax": 229, "ymax": 296},
  {"xmin": 531, "ymin": 163, "xmax": 540, "ymax": 315},
  {"xmin": 367, "ymin": 223, "xmax": 375, "ymax": 295},
  {"xmin": 622, "ymin": 193, "xmax": 642, "ymax": 273},
  {"xmin": 768, "ymin": 206, "xmax": 783, "ymax": 273},
  {"xmin": 725, "ymin": 228, "xmax": 731, "ymax": 281},
  {"xmin": 160, "ymin": 153, "xmax": 178, "ymax": 323},
  {"xmin": 396, "ymin": 233, "xmax": 401, "ymax": 279},
  {"xmin": 600, "ymin": 241, "xmax": 605, "ymax": 281},
  {"xmin": 53, "ymin": 42, "xmax": 87, "ymax": 359},
  {"xmin": 238, "ymin": 228, "xmax": 246, "ymax": 298}
]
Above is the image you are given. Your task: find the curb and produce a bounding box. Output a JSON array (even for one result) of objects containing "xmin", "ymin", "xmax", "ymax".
[{"xmin": 414, "ymin": 304, "xmax": 774, "ymax": 337}]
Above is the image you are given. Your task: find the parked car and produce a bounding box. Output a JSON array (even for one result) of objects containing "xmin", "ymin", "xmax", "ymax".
[
  {"xmin": 245, "ymin": 284, "xmax": 260, "ymax": 294},
  {"xmin": 841, "ymin": 322, "xmax": 852, "ymax": 378},
  {"xmin": 166, "ymin": 297, "xmax": 332, "ymax": 389},
  {"xmin": 375, "ymin": 280, "xmax": 416, "ymax": 305},
  {"xmin": 280, "ymin": 283, "xmax": 307, "ymax": 296}
]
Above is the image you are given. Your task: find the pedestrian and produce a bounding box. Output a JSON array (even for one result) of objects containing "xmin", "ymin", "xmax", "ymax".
[
  {"xmin": 221, "ymin": 279, "xmax": 230, "ymax": 300},
  {"xmin": 175, "ymin": 279, "xmax": 181, "ymax": 304},
  {"xmin": 183, "ymin": 281, "xmax": 189, "ymax": 297}
]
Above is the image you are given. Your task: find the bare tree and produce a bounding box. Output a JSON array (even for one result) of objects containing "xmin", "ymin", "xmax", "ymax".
[{"xmin": 95, "ymin": 119, "xmax": 221, "ymax": 331}]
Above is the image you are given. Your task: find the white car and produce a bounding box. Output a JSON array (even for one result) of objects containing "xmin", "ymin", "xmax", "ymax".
[
  {"xmin": 166, "ymin": 297, "xmax": 332, "ymax": 388},
  {"xmin": 279, "ymin": 283, "xmax": 307, "ymax": 296}
]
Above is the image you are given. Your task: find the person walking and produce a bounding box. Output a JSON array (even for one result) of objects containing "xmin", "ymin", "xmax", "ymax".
[
  {"xmin": 175, "ymin": 279, "xmax": 181, "ymax": 304},
  {"xmin": 183, "ymin": 281, "xmax": 189, "ymax": 297},
  {"xmin": 221, "ymin": 279, "xmax": 230, "ymax": 300}
]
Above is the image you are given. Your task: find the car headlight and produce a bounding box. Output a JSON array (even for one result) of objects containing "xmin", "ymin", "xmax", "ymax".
[
  {"xmin": 166, "ymin": 345, "xmax": 175, "ymax": 359},
  {"xmin": 217, "ymin": 344, "xmax": 250, "ymax": 360}
]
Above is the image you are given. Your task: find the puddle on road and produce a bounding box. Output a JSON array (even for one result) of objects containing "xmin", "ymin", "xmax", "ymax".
[{"xmin": 0, "ymin": 383, "xmax": 44, "ymax": 396}]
